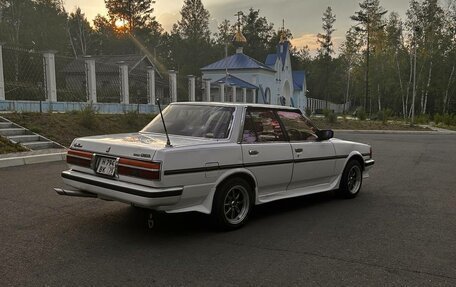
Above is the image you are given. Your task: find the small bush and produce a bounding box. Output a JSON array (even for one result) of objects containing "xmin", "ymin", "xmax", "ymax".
[
  {"xmin": 79, "ymin": 104, "xmax": 97, "ymax": 129},
  {"xmin": 124, "ymin": 110, "xmax": 140, "ymax": 127},
  {"xmin": 356, "ymin": 108, "xmax": 367, "ymax": 121},
  {"xmin": 305, "ymin": 107, "xmax": 312, "ymax": 117},
  {"xmin": 326, "ymin": 111, "xmax": 337, "ymax": 123},
  {"xmin": 323, "ymin": 109, "xmax": 331, "ymax": 118},
  {"xmin": 377, "ymin": 110, "xmax": 385, "ymax": 123},
  {"xmin": 415, "ymin": 114, "xmax": 430, "ymax": 124},
  {"xmin": 433, "ymin": 113, "xmax": 443, "ymax": 125},
  {"xmin": 443, "ymin": 113, "xmax": 454, "ymax": 126}
]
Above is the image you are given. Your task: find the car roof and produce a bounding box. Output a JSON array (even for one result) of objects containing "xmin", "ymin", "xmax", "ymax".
[{"xmin": 170, "ymin": 102, "xmax": 300, "ymax": 111}]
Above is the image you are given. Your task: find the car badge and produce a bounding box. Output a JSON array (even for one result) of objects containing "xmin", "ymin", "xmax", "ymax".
[{"xmin": 106, "ymin": 146, "xmax": 111, "ymax": 153}]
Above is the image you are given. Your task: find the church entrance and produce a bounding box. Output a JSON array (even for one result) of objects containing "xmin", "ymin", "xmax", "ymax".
[{"xmin": 282, "ymin": 81, "xmax": 291, "ymax": 106}]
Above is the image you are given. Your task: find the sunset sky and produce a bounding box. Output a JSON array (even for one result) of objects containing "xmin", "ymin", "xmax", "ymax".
[{"xmin": 63, "ymin": 0, "xmax": 411, "ymax": 52}]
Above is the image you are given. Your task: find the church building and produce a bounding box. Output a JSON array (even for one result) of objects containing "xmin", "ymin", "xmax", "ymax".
[{"xmin": 201, "ymin": 23, "xmax": 307, "ymax": 111}]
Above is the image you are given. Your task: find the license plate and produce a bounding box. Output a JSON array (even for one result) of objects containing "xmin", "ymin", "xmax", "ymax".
[{"xmin": 96, "ymin": 157, "xmax": 117, "ymax": 176}]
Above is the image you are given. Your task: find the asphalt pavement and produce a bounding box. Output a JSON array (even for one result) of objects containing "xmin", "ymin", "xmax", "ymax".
[{"xmin": 1, "ymin": 132, "xmax": 455, "ymax": 286}]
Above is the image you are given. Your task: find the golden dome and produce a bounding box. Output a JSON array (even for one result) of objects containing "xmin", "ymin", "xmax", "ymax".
[
  {"xmin": 233, "ymin": 25, "xmax": 247, "ymax": 47},
  {"xmin": 279, "ymin": 30, "xmax": 287, "ymax": 43}
]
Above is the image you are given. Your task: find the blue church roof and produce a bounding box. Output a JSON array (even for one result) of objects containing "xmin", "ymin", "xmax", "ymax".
[
  {"xmin": 292, "ymin": 71, "xmax": 306, "ymax": 91},
  {"xmin": 278, "ymin": 42, "xmax": 289, "ymax": 68},
  {"xmin": 213, "ymin": 74, "xmax": 258, "ymax": 89},
  {"xmin": 265, "ymin": 54, "xmax": 277, "ymax": 66},
  {"xmin": 201, "ymin": 52, "xmax": 275, "ymax": 72},
  {"xmin": 265, "ymin": 41, "xmax": 290, "ymax": 69}
]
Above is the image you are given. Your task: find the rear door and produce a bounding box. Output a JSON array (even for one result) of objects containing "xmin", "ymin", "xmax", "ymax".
[
  {"xmin": 276, "ymin": 110, "xmax": 336, "ymax": 190},
  {"xmin": 240, "ymin": 108, "xmax": 293, "ymax": 197}
]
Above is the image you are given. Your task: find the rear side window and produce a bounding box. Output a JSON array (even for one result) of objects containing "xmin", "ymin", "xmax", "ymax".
[{"xmin": 242, "ymin": 109, "xmax": 286, "ymax": 143}]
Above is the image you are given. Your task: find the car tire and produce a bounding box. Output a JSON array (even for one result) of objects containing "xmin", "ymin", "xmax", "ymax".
[
  {"xmin": 212, "ymin": 178, "xmax": 253, "ymax": 231},
  {"xmin": 337, "ymin": 160, "xmax": 363, "ymax": 199}
]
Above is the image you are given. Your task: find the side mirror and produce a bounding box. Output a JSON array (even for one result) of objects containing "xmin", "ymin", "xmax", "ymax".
[{"xmin": 316, "ymin": 129, "xmax": 334, "ymax": 141}]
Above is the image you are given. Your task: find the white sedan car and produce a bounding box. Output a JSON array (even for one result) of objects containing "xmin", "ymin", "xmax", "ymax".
[{"xmin": 56, "ymin": 102, "xmax": 374, "ymax": 229}]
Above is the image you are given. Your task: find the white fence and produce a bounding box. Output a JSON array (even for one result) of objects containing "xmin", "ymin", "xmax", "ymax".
[{"xmin": 0, "ymin": 44, "xmax": 348, "ymax": 114}]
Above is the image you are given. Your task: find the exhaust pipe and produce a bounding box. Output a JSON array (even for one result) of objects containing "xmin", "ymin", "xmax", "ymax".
[{"xmin": 54, "ymin": 188, "xmax": 97, "ymax": 198}]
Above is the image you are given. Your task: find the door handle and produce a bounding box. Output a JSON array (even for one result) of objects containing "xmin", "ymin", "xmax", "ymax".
[
  {"xmin": 249, "ymin": 150, "xmax": 259, "ymax": 155},
  {"xmin": 295, "ymin": 148, "xmax": 303, "ymax": 153}
]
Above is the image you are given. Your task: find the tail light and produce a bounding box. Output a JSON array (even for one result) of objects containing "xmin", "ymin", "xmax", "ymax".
[
  {"xmin": 117, "ymin": 158, "xmax": 161, "ymax": 180},
  {"xmin": 66, "ymin": 149, "xmax": 160, "ymax": 180},
  {"xmin": 369, "ymin": 147, "xmax": 372, "ymax": 159},
  {"xmin": 66, "ymin": 149, "xmax": 93, "ymax": 168}
]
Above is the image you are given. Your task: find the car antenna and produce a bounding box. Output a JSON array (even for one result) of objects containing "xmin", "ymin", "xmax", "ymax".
[{"xmin": 156, "ymin": 99, "xmax": 172, "ymax": 147}]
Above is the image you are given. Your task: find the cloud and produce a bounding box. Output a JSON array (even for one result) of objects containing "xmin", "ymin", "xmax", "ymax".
[
  {"xmin": 157, "ymin": 12, "xmax": 180, "ymax": 32},
  {"xmin": 291, "ymin": 34, "xmax": 345, "ymax": 55},
  {"xmin": 291, "ymin": 34, "xmax": 319, "ymax": 51}
]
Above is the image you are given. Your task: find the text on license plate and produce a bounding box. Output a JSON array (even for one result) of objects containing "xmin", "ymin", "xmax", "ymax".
[{"xmin": 96, "ymin": 157, "xmax": 117, "ymax": 176}]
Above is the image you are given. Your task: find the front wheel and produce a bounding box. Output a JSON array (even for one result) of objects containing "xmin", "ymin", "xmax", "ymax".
[
  {"xmin": 337, "ymin": 160, "xmax": 363, "ymax": 199},
  {"xmin": 212, "ymin": 178, "xmax": 253, "ymax": 230}
]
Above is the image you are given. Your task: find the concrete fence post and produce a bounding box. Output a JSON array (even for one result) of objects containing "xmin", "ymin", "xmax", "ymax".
[
  {"xmin": 85, "ymin": 57, "xmax": 97, "ymax": 103},
  {"xmin": 119, "ymin": 62, "xmax": 129, "ymax": 104},
  {"xmin": 219, "ymin": 83, "xmax": 225, "ymax": 102},
  {"xmin": 188, "ymin": 75, "xmax": 195, "ymax": 101},
  {"xmin": 147, "ymin": 66, "xmax": 155, "ymax": 104},
  {"xmin": 205, "ymin": 79, "xmax": 211, "ymax": 102},
  {"xmin": 43, "ymin": 51, "xmax": 57, "ymax": 102},
  {"xmin": 0, "ymin": 43, "xmax": 5, "ymax": 101},
  {"xmin": 169, "ymin": 70, "xmax": 177, "ymax": 102}
]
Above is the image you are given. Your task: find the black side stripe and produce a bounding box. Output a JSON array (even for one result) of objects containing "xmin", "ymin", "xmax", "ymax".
[
  {"xmin": 164, "ymin": 164, "xmax": 244, "ymax": 176},
  {"xmin": 62, "ymin": 172, "xmax": 183, "ymax": 198},
  {"xmin": 164, "ymin": 155, "xmax": 350, "ymax": 176},
  {"xmin": 243, "ymin": 159, "xmax": 294, "ymax": 167},
  {"xmin": 294, "ymin": 155, "xmax": 348, "ymax": 163}
]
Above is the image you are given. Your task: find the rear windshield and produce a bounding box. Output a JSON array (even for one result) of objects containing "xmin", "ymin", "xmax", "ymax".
[{"xmin": 142, "ymin": 105, "xmax": 235, "ymax": 139}]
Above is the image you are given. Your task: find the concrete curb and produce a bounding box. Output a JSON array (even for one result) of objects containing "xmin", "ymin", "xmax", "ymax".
[
  {"xmin": 333, "ymin": 129, "xmax": 456, "ymax": 135},
  {"xmin": 0, "ymin": 152, "xmax": 66, "ymax": 169}
]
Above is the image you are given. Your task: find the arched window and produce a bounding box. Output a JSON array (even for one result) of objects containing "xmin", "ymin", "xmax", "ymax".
[{"xmin": 265, "ymin": 88, "xmax": 271, "ymax": 104}]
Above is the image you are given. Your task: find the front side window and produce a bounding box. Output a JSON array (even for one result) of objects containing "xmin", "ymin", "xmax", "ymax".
[
  {"xmin": 276, "ymin": 110, "xmax": 317, "ymax": 141},
  {"xmin": 142, "ymin": 105, "xmax": 234, "ymax": 139},
  {"xmin": 242, "ymin": 109, "xmax": 285, "ymax": 143}
]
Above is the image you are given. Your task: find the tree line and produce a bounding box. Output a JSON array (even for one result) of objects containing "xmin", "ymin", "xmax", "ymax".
[{"xmin": 0, "ymin": 0, "xmax": 455, "ymax": 116}]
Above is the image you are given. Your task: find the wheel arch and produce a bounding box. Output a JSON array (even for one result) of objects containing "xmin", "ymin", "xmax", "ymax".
[
  {"xmin": 215, "ymin": 169, "xmax": 257, "ymax": 199},
  {"xmin": 346, "ymin": 151, "xmax": 365, "ymax": 171},
  {"xmin": 203, "ymin": 169, "xmax": 258, "ymax": 214}
]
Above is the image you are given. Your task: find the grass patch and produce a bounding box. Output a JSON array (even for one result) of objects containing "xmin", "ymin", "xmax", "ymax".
[
  {"xmin": 3, "ymin": 112, "xmax": 156, "ymax": 147},
  {"xmin": 0, "ymin": 136, "xmax": 28, "ymax": 154},
  {"xmin": 2, "ymin": 111, "xmax": 434, "ymax": 150},
  {"xmin": 311, "ymin": 117, "xmax": 431, "ymax": 131}
]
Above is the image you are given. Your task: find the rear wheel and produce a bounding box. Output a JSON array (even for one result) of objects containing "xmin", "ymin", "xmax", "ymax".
[
  {"xmin": 337, "ymin": 160, "xmax": 363, "ymax": 199},
  {"xmin": 212, "ymin": 178, "xmax": 252, "ymax": 230}
]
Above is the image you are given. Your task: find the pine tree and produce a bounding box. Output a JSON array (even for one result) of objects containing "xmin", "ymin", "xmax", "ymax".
[
  {"xmin": 350, "ymin": 0, "xmax": 387, "ymax": 112},
  {"xmin": 241, "ymin": 8, "xmax": 275, "ymax": 61},
  {"xmin": 317, "ymin": 6, "xmax": 336, "ymax": 58},
  {"xmin": 176, "ymin": 0, "xmax": 211, "ymax": 42},
  {"xmin": 67, "ymin": 8, "xmax": 94, "ymax": 57},
  {"xmin": 104, "ymin": 0, "xmax": 155, "ymax": 33}
]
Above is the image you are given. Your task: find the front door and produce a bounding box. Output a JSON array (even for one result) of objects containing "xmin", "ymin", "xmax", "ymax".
[
  {"xmin": 241, "ymin": 108, "xmax": 293, "ymax": 196},
  {"xmin": 276, "ymin": 110, "xmax": 336, "ymax": 190}
]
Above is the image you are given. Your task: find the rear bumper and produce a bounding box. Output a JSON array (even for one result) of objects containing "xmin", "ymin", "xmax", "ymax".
[{"xmin": 60, "ymin": 170, "xmax": 182, "ymax": 208}]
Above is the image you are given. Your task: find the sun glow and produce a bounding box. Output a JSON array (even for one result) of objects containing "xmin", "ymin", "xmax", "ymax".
[{"xmin": 115, "ymin": 19, "xmax": 128, "ymax": 29}]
